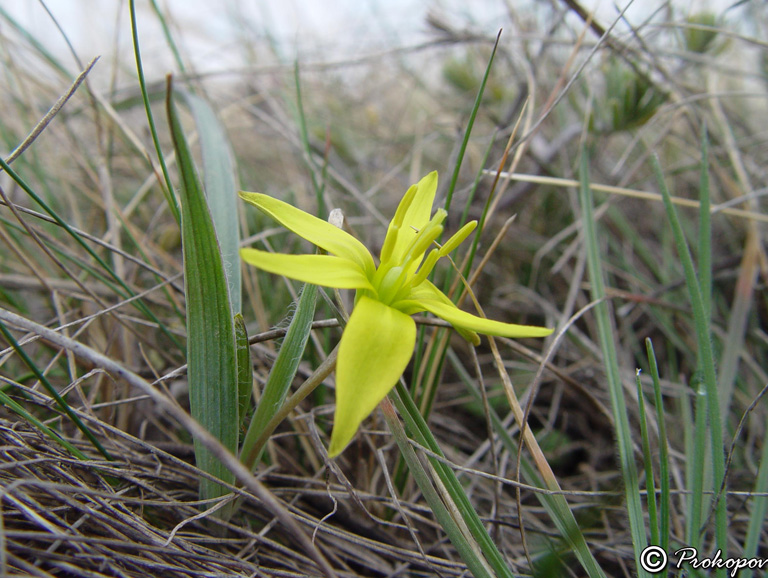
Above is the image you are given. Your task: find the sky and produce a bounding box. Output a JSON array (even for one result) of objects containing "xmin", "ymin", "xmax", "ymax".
[{"xmin": 1, "ymin": 0, "xmax": 746, "ymax": 82}]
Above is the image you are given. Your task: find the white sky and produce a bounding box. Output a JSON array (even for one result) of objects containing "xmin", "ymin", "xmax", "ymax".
[{"xmin": 1, "ymin": 0, "xmax": 745, "ymax": 78}]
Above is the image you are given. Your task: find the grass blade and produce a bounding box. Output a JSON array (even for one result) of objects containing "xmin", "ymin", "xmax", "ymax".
[
  {"xmin": 0, "ymin": 388, "xmax": 88, "ymax": 460},
  {"xmin": 635, "ymin": 369, "xmax": 659, "ymax": 547},
  {"xmin": 391, "ymin": 382, "xmax": 510, "ymax": 578},
  {"xmin": 645, "ymin": 339, "xmax": 670, "ymax": 554},
  {"xmin": 578, "ymin": 148, "xmax": 650, "ymax": 577},
  {"xmin": 448, "ymin": 348, "xmax": 607, "ymax": 578},
  {"xmin": 0, "ymin": 317, "xmax": 111, "ymax": 460},
  {"xmin": 166, "ymin": 77, "xmax": 238, "ymax": 503},
  {"xmin": 381, "ymin": 396, "xmax": 494, "ymax": 578},
  {"xmin": 651, "ymin": 155, "xmax": 727, "ymax": 567},
  {"xmin": 129, "ymin": 0, "xmax": 179, "ymax": 224}
]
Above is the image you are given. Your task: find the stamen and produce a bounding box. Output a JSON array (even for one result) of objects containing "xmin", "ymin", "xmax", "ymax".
[
  {"xmin": 379, "ymin": 224, "xmax": 400, "ymax": 264},
  {"xmin": 411, "ymin": 248, "xmax": 440, "ymax": 287},
  {"xmin": 379, "ymin": 184, "xmax": 419, "ymax": 264},
  {"xmin": 404, "ymin": 209, "xmax": 446, "ymax": 263},
  {"xmin": 438, "ymin": 220, "xmax": 477, "ymax": 257}
]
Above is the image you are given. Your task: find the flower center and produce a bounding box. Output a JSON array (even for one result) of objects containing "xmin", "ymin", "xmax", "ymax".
[{"xmin": 372, "ymin": 210, "xmax": 446, "ymax": 305}]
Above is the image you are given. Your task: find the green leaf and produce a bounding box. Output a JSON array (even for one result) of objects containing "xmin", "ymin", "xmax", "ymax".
[
  {"xmin": 234, "ymin": 314, "xmax": 252, "ymax": 428},
  {"xmin": 0, "ymin": 319, "xmax": 111, "ymax": 460},
  {"xmin": 240, "ymin": 283, "xmax": 318, "ymax": 472},
  {"xmin": 179, "ymin": 91, "xmax": 242, "ymax": 313},
  {"xmin": 652, "ymin": 154, "xmax": 727, "ymax": 570},
  {"xmin": 381, "ymin": 396, "xmax": 494, "ymax": 578},
  {"xmin": 166, "ymin": 77, "xmax": 238, "ymax": 504}
]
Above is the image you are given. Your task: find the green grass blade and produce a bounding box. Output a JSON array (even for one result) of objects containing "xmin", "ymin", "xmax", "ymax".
[
  {"xmin": 391, "ymin": 382, "xmax": 509, "ymax": 578},
  {"xmin": 443, "ymin": 31, "xmax": 501, "ymax": 212},
  {"xmin": 240, "ymin": 283, "xmax": 318, "ymax": 472},
  {"xmin": 635, "ymin": 369, "xmax": 659, "ymax": 547},
  {"xmin": 645, "ymin": 339, "xmax": 670, "ymax": 554},
  {"xmin": 381, "ymin": 396, "xmax": 494, "ymax": 578},
  {"xmin": 697, "ymin": 128, "xmax": 712, "ymax": 325},
  {"xmin": 0, "ymin": 157, "xmax": 182, "ymax": 350},
  {"xmin": 742, "ymin": 384, "xmax": 768, "ymax": 578},
  {"xmin": 0, "ymin": 6, "xmax": 71, "ymax": 77},
  {"xmin": 0, "ymin": 318, "xmax": 111, "ymax": 460},
  {"xmin": 179, "ymin": 90, "xmax": 242, "ymax": 313},
  {"xmin": 294, "ymin": 62, "xmax": 326, "ymax": 217},
  {"xmin": 129, "ymin": 0, "xmax": 179, "ymax": 224},
  {"xmin": 0, "ymin": 388, "xmax": 88, "ymax": 460},
  {"xmin": 166, "ymin": 78, "xmax": 238, "ymax": 503},
  {"xmin": 390, "ymin": 382, "xmax": 512, "ymax": 578},
  {"xmin": 234, "ymin": 314, "xmax": 252, "ymax": 427},
  {"xmin": 579, "ymin": 149, "xmax": 650, "ymax": 577},
  {"xmin": 148, "ymin": 0, "xmax": 188, "ymax": 76},
  {"xmin": 651, "ymin": 155, "xmax": 727, "ymax": 567}
]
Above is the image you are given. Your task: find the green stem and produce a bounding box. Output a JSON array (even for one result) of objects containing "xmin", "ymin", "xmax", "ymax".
[{"xmin": 240, "ymin": 347, "xmax": 337, "ymax": 471}]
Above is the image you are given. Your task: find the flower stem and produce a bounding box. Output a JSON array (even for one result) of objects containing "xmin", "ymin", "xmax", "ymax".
[{"xmin": 240, "ymin": 346, "xmax": 338, "ymax": 470}]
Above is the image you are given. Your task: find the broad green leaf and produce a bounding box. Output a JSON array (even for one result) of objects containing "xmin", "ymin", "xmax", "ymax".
[
  {"xmin": 179, "ymin": 91, "xmax": 242, "ymax": 313},
  {"xmin": 166, "ymin": 78, "xmax": 238, "ymax": 504}
]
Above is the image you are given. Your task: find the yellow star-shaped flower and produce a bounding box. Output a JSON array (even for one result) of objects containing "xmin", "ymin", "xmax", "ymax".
[{"xmin": 240, "ymin": 172, "xmax": 552, "ymax": 456}]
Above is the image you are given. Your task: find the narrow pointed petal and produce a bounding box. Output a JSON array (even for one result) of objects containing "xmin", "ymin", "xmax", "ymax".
[
  {"xmin": 400, "ymin": 280, "xmax": 552, "ymax": 341},
  {"xmin": 396, "ymin": 280, "xmax": 480, "ymax": 344},
  {"xmin": 383, "ymin": 171, "xmax": 438, "ymax": 264},
  {"xmin": 420, "ymin": 297, "xmax": 553, "ymax": 338},
  {"xmin": 239, "ymin": 191, "xmax": 375, "ymax": 275},
  {"xmin": 240, "ymin": 248, "xmax": 373, "ymax": 289},
  {"xmin": 329, "ymin": 296, "xmax": 416, "ymax": 457}
]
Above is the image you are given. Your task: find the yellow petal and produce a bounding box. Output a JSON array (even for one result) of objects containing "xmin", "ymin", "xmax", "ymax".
[
  {"xmin": 395, "ymin": 280, "xmax": 480, "ymax": 344},
  {"xmin": 382, "ymin": 171, "xmax": 438, "ymax": 265},
  {"xmin": 240, "ymin": 248, "xmax": 373, "ymax": 289},
  {"xmin": 400, "ymin": 281, "xmax": 553, "ymax": 342},
  {"xmin": 420, "ymin": 297, "xmax": 553, "ymax": 338},
  {"xmin": 329, "ymin": 296, "xmax": 416, "ymax": 457},
  {"xmin": 239, "ymin": 191, "xmax": 375, "ymax": 276}
]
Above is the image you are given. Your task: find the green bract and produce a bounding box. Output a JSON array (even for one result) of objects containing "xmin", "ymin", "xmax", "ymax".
[{"xmin": 240, "ymin": 172, "xmax": 553, "ymax": 456}]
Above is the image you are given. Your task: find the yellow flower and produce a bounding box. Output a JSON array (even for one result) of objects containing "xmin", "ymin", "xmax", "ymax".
[{"xmin": 240, "ymin": 172, "xmax": 552, "ymax": 456}]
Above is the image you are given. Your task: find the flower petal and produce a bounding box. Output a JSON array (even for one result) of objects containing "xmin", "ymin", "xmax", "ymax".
[
  {"xmin": 240, "ymin": 248, "xmax": 373, "ymax": 289},
  {"xmin": 239, "ymin": 191, "xmax": 375, "ymax": 275},
  {"xmin": 329, "ymin": 296, "xmax": 416, "ymax": 457},
  {"xmin": 401, "ymin": 281, "xmax": 553, "ymax": 341},
  {"xmin": 422, "ymin": 298, "xmax": 553, "ymax": 338},
  {"xmin": 382, "ymin": 171, "xmax": 438, "ymax": 265},
  {"xmin": 395, "ymin": 280, "xmax": 480, "ymax": 343}
]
